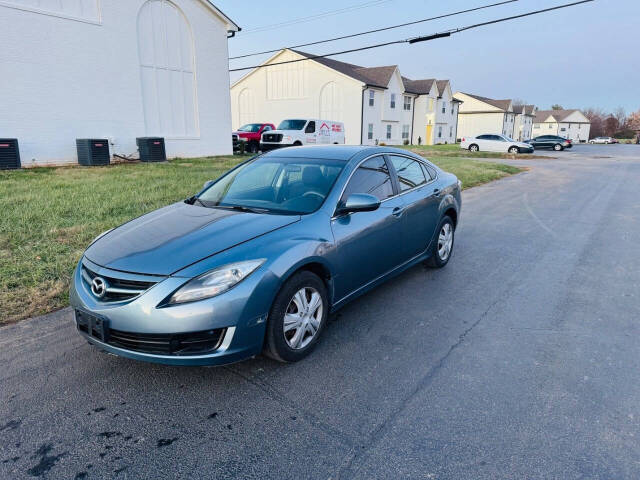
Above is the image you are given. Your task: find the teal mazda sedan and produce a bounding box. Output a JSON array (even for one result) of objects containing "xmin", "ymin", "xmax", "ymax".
[{"xmin": 70, "ymin": 146, "xmax": 461, "ymax": 365}]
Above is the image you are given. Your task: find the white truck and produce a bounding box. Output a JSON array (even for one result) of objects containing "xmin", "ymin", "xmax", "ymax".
[{"xmin": 260, "ymin": 119, "xmax": 345, "ymax": 151}]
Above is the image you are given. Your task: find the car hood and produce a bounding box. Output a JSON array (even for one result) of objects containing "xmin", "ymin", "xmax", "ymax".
[{"xmin": 85, "ymin": 202, "xmax": 299, "ymax": 275}]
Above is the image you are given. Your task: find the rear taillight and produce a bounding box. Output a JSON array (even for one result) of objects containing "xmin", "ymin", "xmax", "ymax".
[{"xmin": 462, "ymin": 137, "xmax": 465, "ymax": 142}]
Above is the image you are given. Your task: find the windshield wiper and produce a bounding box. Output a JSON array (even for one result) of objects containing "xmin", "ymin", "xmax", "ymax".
[
  {"xmin": 185, "ymin": 196, "xmax": 207, "ymax": 207},
  {"xmin": 212, "ymin": 204, "xmax": 270, "ymax": 214}
]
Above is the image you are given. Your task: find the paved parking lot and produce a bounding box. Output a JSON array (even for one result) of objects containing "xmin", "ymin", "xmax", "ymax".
[{"xmin": 1, "ymin": 145, "xmax": 639, "ymax": 479}]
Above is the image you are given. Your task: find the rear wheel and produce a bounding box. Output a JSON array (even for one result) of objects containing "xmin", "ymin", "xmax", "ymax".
[
  {"xmin": 553, "ymin": 143, "xmax": 563, "ymax": 151},
  {"xmin": 425, "ymin": 216, "xmax": 455, "ymax": 268},
  {"xmin": 264, "ymin": 271, "xmax": 328, "ymax": 363},
  {"xmin": 508, "ymin": 146, "xmax": 520, "ymax": 154},
  {"xmin": 293, "ymin": 141, "xmax": 303, "ymax": 147},
  {"xmin": 469, "ymin": 144, "xmax": 479, "ymax": 152}
]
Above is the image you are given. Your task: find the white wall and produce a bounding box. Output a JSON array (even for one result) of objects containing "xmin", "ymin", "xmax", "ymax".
[
  {"xmin": 434, "ymin": 86, "xmax": 458, "ymax": 144},
  {"xmin": 0, "ymin": 0, "xmax": 235, "ymax": 165},
  {"xmin": 231, "ymin": 50, "xmax": 364, "ymax": 145},
  {"xmin": 457, "ymin": 113, "xmax": 505, "ymax": 139}
]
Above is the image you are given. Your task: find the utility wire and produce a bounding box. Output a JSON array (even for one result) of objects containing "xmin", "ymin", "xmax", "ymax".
[
  {"xmin": 242, "ymin": 0, "xmax": 393, "ymax": 34},
  {"xmin": 230, "ymin": 0, "xmax": 519, "ymax": 60},
  {"xmin": 230, "ymin": 0, "xmax": 594, "ymax": 73}
]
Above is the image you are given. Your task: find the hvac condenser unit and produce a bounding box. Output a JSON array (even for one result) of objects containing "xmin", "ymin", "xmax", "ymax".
[
  {"xmin": 0, "ymin": 139, "xmax": 21, "ymax": 170},
  {"xmin": 76, "ymin": 139, "xmax": 110, "ymax": 166},
  {"xmin": 136, "ymin": 137, "xmax": 166, "ymax": 162}
]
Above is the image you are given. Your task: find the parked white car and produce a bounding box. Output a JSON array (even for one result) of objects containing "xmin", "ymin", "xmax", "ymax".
[
  {"xmin": 460, "ymin": 134, "xmax": 535, "ymax": 154},
  {"xmin": 589, "ymin": 136, "xmax": 617, "ymax": 144},
  {"xmin": 260, "ymin": 119, "xmax": 345, "ymax": 151}
]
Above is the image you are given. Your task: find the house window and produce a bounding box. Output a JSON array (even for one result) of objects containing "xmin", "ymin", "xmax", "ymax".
[
  {"xmin": 368, "ymin": 123, "xmax": 374, "ymax": 140},
  {"xmin": 390, "ymin": 94, "xmax": 396, "ymax": 109},
  {"xmin": 402, "ymin": 125, "xmax": 409, "ymax": 140},
  {"xmin": 386, "ymin": 125, "xmax": 392, "ymax": 140},
  {"xmin": 549, "ymin": 124, "xmax": 553, "ymax": 129},
  {"xmin": 441, "ymin": 101, "xmax": 446, "ymax": 114},
  {"xmin": 138, "ymin": 0, "xmax": 198, "ymax": 137},
  {"xmin": 560, "ymin": 127, "xmax": 566, "ymax": 132},
  {"xmin": 438, "ymin": 126, "xmax": 442, "ymax": 138},
  {"xmin": 369, "ymin": 90, "xmax": 375, "ymax": 107},
  {"xmin": 403, "ymin": 96, "xmax": 411, "ymax": 111}
]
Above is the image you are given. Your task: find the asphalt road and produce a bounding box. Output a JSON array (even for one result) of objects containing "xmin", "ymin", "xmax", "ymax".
[{"xmin": 2, "ymin": 145, "xmax": 640, "ymax": 479}]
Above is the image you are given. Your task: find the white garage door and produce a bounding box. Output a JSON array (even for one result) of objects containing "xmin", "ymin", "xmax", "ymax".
[{"xmin": 137, "ymin": 0, "xmax": 198, "ymax": 137}]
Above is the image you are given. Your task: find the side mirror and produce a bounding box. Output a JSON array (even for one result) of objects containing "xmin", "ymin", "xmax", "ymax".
[{"xmin": 337, "ymin": 193, "xmax": 380, "ymax": 215}]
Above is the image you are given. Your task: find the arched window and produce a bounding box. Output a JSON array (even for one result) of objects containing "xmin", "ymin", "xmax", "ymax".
[
  {"xmin": 237, "ymin": 89, "xmax": 255, "ymax": 127},
  {"xmin": 319, "ymin": 82, "xmax": 343, "ymax": 121},
  {"xmin": 137, "ymin": 0, "xmax": 198, "ymax": 137}
]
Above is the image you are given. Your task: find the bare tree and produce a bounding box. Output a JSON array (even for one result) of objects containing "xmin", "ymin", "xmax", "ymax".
[
  {"xmin": 613, "ymin": 107, "xmax": 627, "ymax": 130},
  {"xmin": 583, "ymin": 107, "xmax": 606, "ymax": 138},
  {"xmin": 512, "ymin": 98, "xmax": 527, "ymax": 107}
]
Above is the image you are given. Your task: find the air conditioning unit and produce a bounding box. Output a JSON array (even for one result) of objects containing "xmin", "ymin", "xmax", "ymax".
[
  {"xmin": 0, "ymin": 139, "xmax": 21, "ymax": 170},
  {"xmin": 76, "ymin": 139, "xmax": 110, "ymax": 166},
  {"xmin": 136, "ymin": 137, "xmax": 166, "ymax": 162}
]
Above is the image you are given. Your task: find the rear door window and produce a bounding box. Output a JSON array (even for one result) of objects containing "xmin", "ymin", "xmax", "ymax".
[{"xmin": 388, "ymin": 155, "xmax": 427, "ymax": 192}]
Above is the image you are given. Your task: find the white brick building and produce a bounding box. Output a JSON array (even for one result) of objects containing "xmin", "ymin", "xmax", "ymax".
[{"xmin": 0, "ymin": 0, "xmax": 239, "ymax": 165}]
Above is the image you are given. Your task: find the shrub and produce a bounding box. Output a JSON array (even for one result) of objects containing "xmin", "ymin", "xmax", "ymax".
[{"xmin": 403, "ymin": 139, "xmax": 410, "ymax": 145}]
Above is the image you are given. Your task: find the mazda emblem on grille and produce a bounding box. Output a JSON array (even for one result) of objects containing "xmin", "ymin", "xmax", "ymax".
[{"xmin": 91, "ymin": 277, "xmax": 107, "ymax": 298}]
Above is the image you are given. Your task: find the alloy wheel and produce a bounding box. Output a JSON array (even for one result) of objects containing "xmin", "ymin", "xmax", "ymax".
[
  {"xmin": 438, "ymin": 223, "xmax": 453, "ymax": 261},
  {"xmin": 283, "ymin": 287, "xmax": 323, "ymax": 350}
]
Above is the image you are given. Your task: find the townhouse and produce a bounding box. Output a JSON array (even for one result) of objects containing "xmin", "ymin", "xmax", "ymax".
[
  {"xmin": 513, "ymin": 105, "xmax": 537, "ymax": 141},
  {"xmin": 230, "ymin": 49, "xmax": 459, "ymax": 146},
  {"xmin": 453, "ymin": 92, "xmax": 517, "ymax": 140},
  {"xmin": 532, "ymin": 110, "xmax": 591, "ymax": 142}
]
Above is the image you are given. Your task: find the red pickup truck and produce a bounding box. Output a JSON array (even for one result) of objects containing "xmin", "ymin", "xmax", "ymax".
[{"xmin": 232, "ymin": 123, "xmax": 276, "ymax": 153}]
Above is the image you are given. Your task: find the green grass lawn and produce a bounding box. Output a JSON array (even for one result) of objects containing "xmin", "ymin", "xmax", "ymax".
[{"xmin": 0, "ymin": 154, "xmax": 521, "ymax": 324}]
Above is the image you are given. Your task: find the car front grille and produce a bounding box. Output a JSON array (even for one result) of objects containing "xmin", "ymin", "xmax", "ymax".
[
  {"xmin": 81, "ymin": 264, "xmax": 158, "ymax": 302},
  {"xmin": 75, "ymin": 309, "xmax": 226, "ymax": 356},
  {"xmin": 108, "ymin": 328, "xmax": 226, "ymax": 356},
  {"xmin": 262, "ymin": 133, "xmax": 283, "ymax": 143}
]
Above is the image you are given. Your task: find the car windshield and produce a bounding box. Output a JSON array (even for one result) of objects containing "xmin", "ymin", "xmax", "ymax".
[
  {"xmin": 503, "ymin": 135, "xmax": 516, "ymax": 142},
  {"xmin": 198, "ymin": 157, "xmax": 345, "ymax": 215},
  {"xmin": 278, "ymin": 119, "xmax": 307, "ymax": 130},
  {"xmin": 237, "ymin": 124, "xmax": 262, "ymax": 133}
]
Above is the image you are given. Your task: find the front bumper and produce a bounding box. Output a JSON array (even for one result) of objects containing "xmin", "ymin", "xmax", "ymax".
[
  {"xmin": 521, "ymin": 147, "xmax": 535, "ymax": 153},
  {"xmin": 70, "ymin": 257, "xmax": 274, "ymax": 366},
  {"xmin": 260, "ymin": 142, "xmax": 292, "ymax": 152}
]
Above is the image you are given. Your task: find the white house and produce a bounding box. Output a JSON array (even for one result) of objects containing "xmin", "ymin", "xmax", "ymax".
[
  {"xmin": 454, "ymin": 92, "xmax": 517, "ymax": 140},
  {"xmin": 513, "ymin": 105, "xmax": 536, "ymax": 141},
  {"xmin": 230, "ymin": 49, "xmax": 459, "ymax": 146},
  {"xmin": 0, "ymin": 0, "xmax": 239, "ymax": 166},
  {"xmin": 532, "ymin": 110, "xmax": 591, "ymax": 142}
]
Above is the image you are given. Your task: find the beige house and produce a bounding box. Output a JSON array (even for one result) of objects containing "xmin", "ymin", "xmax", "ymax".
[
  {"xmin": 230, "ymin": 49, "xmax": 458, "ymax": 146},
  {"xmin": 532, "ymin": 110, "xmax": 591, "ymax": 142},
  {"xmin": 454, "ymin": 92, "xmax": 517, "ymax": 139},
  {"xmin": 513, "ymin": 105, "xmax": 537, "ymax": 141}
]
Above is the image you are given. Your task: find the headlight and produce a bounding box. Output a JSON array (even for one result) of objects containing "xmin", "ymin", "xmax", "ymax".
[
  {"xmin": 167, "ymin": 259, "xmax": 265, "ymax": 305},
  {"xmin": 90, "ymin": 228, "xmax": 113, "ymax": 245}
]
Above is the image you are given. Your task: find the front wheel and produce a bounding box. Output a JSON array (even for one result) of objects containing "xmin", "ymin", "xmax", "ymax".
[
  {"xmin": 469, "ymin": 144, "xmax": 479, "ymax": 152},
  {"xmin": 553, "ymin": 143, "xmax": 563, "ymax": 151},
  {"xmin": 425, "ymin": 216, "xmax": 455, "ymax": 268},
  {"xmin": 248, "ymin": 141, "xmax": 259, "ymax": 154},
  {"xmin": 508, "ymin": 146, "xmax": 520, "ymax": 154},
  {"xmin": 264, "ymin": 271, "xmax": 329, "ymax": 363}
]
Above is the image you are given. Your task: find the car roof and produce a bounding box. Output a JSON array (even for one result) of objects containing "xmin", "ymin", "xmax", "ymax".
[{"xmin": 260, "ymin": 145, "xmax": 418, "ymax": 162}]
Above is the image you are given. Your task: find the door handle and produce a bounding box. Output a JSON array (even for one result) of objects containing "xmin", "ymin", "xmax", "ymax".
[
  {"xmin": 432, "ymin": 188, "xmax": 442, "ymax": 196},
  {"xmin": 392, "ymin": 206, "xmax": 405, "ymax": 217}
]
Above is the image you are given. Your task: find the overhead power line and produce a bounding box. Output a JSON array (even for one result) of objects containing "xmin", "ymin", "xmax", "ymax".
[
  {"xmin": 229, "ymin": 0, "xmax": 595, "ymax": 73},
  {"xmin": 241, "ymin": 0, "xmax": 393, "ymax": 34},
  {"xmin": 230, "ymin": 0, "xmax": 519, "ymax": 60}
]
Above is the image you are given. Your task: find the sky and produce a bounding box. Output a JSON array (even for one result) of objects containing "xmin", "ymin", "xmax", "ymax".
[{"xmin": 217, "ymin": 0, "xmax": 639, "ymax": 113}]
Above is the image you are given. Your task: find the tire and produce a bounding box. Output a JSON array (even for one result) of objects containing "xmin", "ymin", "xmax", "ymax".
[
  {"xmin": 508, "ymin": 146, "xmax": 520, "ymax": 154},
  {"xmin": 553, "ymin": 143, "xmax": 563, "ymax": 151},
  {"xmin": 248, "ymin": 141, "xmax": 259, "ymax": 154},
  {"xmin": 425, "ymin": 215, "xmax": 455, "ymax": 268},
  {"xmin": 264, "ymin": 271, "xmax": 329, "ymax": 363},
  {"xmin": 469, "ymin": 144, "xmax": 479, "ymax": 152},
  {"xmin": 293, "ymin": 141, "xmax": 303, "ymax": 146}
]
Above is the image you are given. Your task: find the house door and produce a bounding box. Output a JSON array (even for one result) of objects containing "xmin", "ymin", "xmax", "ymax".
[{"xmin": 426, "ymin": 125, "xmax": 433, "ymax": 145}]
